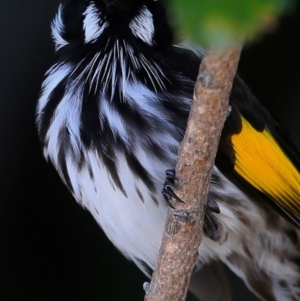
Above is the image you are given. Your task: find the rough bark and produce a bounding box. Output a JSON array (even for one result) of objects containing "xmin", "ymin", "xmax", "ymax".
[{"xmin": 144, "ymin": 44, "xmax": 242, "ymax": 301}]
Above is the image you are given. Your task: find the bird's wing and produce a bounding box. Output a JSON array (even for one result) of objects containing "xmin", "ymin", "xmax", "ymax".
[{"xmin": 217, "ymin": 76, "xmax": 300, "ymax": 226}]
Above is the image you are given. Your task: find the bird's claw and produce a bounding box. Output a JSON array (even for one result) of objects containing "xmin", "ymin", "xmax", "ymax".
[
  {"xmin": 162, "ymin": 169, "xmax": 221, "ymax": 242},
  {"xmin": 204, "ymin": 199, "xmax": 221, "ymax": 242},
  {"xmin": 161, "ymin": 169, "xmax": 184, "ymax": 208}
]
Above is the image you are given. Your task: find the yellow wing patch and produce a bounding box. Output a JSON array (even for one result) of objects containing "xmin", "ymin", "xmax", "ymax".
[{"xmin": 231, "ymin": 117, "xmax": 300, "ymax": 215}]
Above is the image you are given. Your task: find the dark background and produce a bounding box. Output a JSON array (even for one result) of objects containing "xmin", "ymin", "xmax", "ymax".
[{"xmin": 0, "ymin": 1, "xmax": 299, "ymax": 300}]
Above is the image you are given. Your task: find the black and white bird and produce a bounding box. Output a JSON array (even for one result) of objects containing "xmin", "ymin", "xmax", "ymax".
[{"xmin": 36, "ymin": 0, "xmax": 300, "ymax": 300}]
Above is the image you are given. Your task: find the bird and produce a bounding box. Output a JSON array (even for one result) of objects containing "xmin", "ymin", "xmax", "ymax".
[{"xmin": 36, "ymin": 0, "xmax": 300, "ymax": 300}]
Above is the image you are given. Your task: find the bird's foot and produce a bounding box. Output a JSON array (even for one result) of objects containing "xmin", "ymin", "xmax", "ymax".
[
  {"xmin": 161, "ymin": 169, "xmax": 221, "ymax": 241},
  {"xmin": 204, "ymin": 199, "xmax": 221, "ymax": 242},
  {"xmin": 161, "ymin": 169, "xmax": 184, "ymax": 208}
]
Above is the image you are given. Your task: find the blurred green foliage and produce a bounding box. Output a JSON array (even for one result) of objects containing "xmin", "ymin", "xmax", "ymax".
[{"xmin": 170, "ymin": 0, "xmax": 295, "ymax": 46}]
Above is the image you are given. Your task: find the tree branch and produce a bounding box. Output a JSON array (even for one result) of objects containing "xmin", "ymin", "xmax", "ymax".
[{"xmin": 144, "ymin": 44, "xmax": 242, "ymax": 301}]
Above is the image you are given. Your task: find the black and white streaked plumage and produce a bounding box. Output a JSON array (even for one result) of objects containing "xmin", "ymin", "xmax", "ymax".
[{"xmin": 36, "ymin": 0, "xmax": 300, "ymax": 300}]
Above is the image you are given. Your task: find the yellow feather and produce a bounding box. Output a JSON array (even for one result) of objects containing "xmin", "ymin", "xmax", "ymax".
[{"xmin": 231, "ymin": 117, "xmax": 300, "ymax": 215}]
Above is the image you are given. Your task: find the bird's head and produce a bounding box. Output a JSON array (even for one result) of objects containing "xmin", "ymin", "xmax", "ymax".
[{"xmin": 52, "ymin": 0, "xmax": 173, "ymax": 51}]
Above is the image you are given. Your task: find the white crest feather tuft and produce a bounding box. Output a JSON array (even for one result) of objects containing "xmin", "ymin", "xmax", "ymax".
[
  {"xmin": 83, "ymin": 2, "xmax": 108, "ymax": 43},
  {"xmin": 51, "ymin": 4, "xmax": 69, "ymax": 51},
  {"xmin": 129, "ymin": 6, "xmax": 154, "ymax": 45}
]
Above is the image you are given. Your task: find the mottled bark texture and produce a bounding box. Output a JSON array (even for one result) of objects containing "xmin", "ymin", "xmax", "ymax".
[{"xmin": 144, "ymin": 45, "xmax": 242, "ymax": 301}]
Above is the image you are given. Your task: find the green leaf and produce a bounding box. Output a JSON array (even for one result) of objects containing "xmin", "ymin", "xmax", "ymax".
[{"xmin": 170, "ymin": 0, "xmax": 295, "ymax": 46}]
